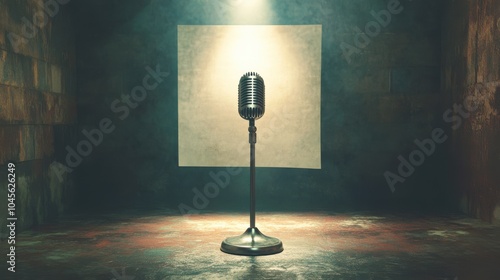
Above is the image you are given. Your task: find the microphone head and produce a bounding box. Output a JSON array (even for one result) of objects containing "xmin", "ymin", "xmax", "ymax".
[{"xmin": 238, "ymin": 72, "xmax": 265, "ymax": 120}]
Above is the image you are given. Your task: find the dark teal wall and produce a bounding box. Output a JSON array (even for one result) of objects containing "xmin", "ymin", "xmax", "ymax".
[{"xmin": 69, "ymin": 0, "xmax": 446, "ymax": 213}]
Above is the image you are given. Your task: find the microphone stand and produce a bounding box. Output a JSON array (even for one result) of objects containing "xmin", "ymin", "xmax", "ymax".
[
  {"xmin": 220, "ymin": 118, "xmax": 283, "ymax": 256},
  {"xmin": 249, "ymin": 119, "xmax": 256, "ymax": 228}
]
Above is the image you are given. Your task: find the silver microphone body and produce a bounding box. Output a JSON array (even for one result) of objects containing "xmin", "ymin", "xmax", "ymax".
[{"xmin": 238, "ymin": 72, "xmax": 265, "ymax": 120}]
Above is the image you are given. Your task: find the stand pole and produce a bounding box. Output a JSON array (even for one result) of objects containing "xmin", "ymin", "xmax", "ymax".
[{"xmin": 249, "ymin": 119, "xmax": 256, "ymax": 228}]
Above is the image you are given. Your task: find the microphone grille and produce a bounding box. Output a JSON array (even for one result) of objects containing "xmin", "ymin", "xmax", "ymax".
[{"xmin": 238, "ymin": 72, "xmax": 265, "ymax": 120}]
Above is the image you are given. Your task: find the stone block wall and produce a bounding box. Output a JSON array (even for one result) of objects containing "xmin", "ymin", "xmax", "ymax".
[{"xmin": 0, "ymin": 0, "xmax": 77, "ymax": 237}]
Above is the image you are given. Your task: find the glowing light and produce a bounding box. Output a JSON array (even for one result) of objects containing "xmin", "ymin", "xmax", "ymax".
[
  {"xmin": 227, "ymin": 0, "xmax": 272, "ymax": 24},
  {"xmin": 207, "ymin": 25, "xmax": 289, "ymax": 109}
]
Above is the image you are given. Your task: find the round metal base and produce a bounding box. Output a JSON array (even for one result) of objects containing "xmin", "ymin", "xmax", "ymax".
[{"xmin": 220, "ymin": 227, "xmax": 283, "ymax": 256}]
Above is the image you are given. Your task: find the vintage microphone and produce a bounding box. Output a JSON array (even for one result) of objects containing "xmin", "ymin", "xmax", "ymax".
[{"xmin": 220, "ymin": 72, "xmax": 283, "ymax": 256}]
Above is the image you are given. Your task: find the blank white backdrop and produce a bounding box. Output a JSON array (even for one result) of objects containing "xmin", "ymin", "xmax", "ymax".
[{"xmin": 178, "ymin": 25, "xmax": 321, "ymax": 168}]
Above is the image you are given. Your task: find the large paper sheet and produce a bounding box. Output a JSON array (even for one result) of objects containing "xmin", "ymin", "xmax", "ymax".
[{"xmin": 178, "ymin": 25, "xmax": 321, "ymax": 168}]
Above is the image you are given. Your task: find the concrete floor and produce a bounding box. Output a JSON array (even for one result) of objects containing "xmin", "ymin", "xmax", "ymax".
[{"xmin": 2, "ymin": 210, "xmax": 500, "ymax": 279}]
